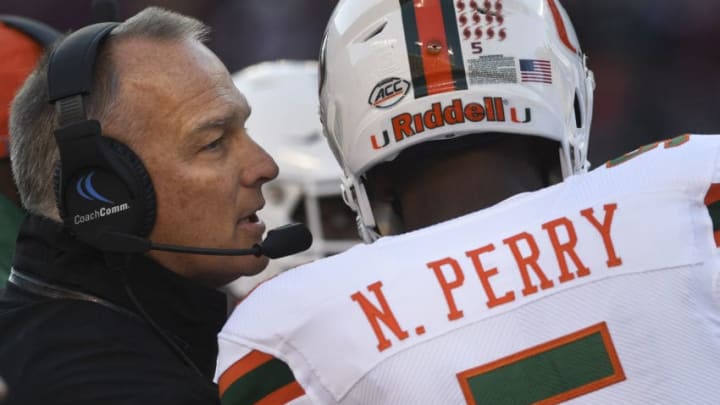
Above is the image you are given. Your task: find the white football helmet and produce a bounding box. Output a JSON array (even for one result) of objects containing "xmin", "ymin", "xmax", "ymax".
[
  {"xmin": 320, "ymin": 0, "xmax": 595, "ymax": 242},
  {"xmin": 227, "ymin": 60, "xmax": 360, "ymax": 298}
]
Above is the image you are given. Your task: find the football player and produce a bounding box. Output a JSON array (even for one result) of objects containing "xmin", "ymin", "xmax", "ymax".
[
  {"xmin": 224, "ymin": 61, "xmax": 360, "ymax": 299},
  {"xmin": 216, "ymin": 0, "xmax": 720, "ymax": 403}
]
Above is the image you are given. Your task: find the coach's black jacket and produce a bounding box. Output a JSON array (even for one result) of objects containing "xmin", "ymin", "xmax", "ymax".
[{"xmin": 0, "ymin": 215, "xmax": 226, "ymax": 404}]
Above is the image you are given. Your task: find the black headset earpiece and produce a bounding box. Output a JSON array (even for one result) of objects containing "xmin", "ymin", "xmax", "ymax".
[
  {"xmin": 0, "ymin": 15, "xmax": 61, "ymax": 48},
  {"xmin": 101, "ymin": 137, "xmax": 156, "ymax": 236},
  {"xmin": 47, "ymin": 22, "xmax": 157, "ymax": 249}
]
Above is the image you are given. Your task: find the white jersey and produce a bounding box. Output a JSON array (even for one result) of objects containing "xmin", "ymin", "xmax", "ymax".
[{"xmin": 216, "ymin": 134, "xmax": 720, "ymax": 404}]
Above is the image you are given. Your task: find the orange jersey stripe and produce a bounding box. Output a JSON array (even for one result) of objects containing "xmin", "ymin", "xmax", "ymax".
[
  {"xmin": 414, "ymin": 0, "xmax": 456, "ymax": 96},
  {"xmin": 704, "ymin": 183, "xmax": 720, "ymax": 205},
  {"xmin": 218, "ymin": 350, "xmax": 274, "ymax": 396},
  {"xmin": 256, "ymin": 381, "xmax": 306, "ymax": 405}
]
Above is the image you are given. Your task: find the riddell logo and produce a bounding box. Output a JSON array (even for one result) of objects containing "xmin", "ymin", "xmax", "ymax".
[{"xmin": 370, "ymin": 97, "xmax": 532, "ymax": 150}]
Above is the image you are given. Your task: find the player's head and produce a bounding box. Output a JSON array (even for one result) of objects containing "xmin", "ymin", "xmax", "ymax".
[
  {"xmin": 228, "ymin": 60, "xmax": 359, "ymax": 297},
  {"xmin": 319, "ymin": 0, "xmax": 595, "ymax": 241}
]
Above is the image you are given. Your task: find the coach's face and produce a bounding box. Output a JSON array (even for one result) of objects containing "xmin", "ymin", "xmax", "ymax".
[{"xmin": 105, "ymin": 37, "xmax": 278, "ymax": 287}]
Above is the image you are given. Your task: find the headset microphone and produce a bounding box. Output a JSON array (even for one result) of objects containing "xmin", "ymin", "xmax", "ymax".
[
  {"xmin": 95, "ymin": 223, "xmax": 313, "ymax": 259},
  {"xmin": 253, "ymin": 223, "xmax": 314, "ymax": 258}
]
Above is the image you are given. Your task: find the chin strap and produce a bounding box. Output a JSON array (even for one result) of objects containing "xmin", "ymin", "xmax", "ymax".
[
  {"xmin": 357, "ymin": 216, "xmax": 382, "ymax": 243},
  {"xmin": 342, "ymin": 175, "xmax": 384, "ymax": 243}
]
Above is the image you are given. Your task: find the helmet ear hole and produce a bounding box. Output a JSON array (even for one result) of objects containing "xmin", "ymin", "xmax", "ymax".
[{"xmin": 573, "ymin": 91, "xmax": 582, "ymax": 129}]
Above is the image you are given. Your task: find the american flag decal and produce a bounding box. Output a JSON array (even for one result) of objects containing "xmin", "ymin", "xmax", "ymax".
[{"xmin": 520, "ymin": 59, "xmax": 552, "ymax": 84}]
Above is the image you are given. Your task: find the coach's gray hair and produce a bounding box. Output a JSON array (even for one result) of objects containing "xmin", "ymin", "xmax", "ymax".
[{"xmin": 9, "ymin": 7, "xmax": 209, "ymax": 221}]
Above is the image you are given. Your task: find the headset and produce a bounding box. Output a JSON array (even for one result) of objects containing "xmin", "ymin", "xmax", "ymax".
[
  {"xmin": 49, "ymin": 22, "xmax": 158, "ymax": 251},
  {"xmin": 46, "ymin": 22, "xmax": 311, "ymax": 258},
  {"xmin": 0, "ymin": 15, "xmax": 60, "ymax": 48}
]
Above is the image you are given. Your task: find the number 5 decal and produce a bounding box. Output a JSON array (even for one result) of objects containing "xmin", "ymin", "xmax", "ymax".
[{"xmin": 457, "ymin": 322, "xmax": 625, "ymax": 405}]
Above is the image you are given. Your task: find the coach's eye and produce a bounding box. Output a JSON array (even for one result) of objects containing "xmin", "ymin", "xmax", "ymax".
[{"xmin": 203, "ymin": 134, "xmax": 227, "ymax": 152}]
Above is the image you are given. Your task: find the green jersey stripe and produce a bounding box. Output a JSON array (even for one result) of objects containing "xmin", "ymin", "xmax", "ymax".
[{"xmin": 220, "ymin": 357, "xmax": 297, "ymax": 405}]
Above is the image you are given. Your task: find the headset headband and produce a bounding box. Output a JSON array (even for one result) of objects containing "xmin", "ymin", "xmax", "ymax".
[{"xmin": 48, "ymin": 22, "xmax": 118, "ymax": 127}]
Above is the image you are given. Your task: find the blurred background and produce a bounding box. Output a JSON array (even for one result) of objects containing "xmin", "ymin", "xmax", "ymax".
[{"xmin": 2, "ymin": 0, "xmax": 719, "ymax": 165}]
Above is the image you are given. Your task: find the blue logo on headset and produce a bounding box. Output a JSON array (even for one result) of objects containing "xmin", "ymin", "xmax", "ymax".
[{"xmin": 76, "ymin": 172, "xmax": 114, "ymax": 204}]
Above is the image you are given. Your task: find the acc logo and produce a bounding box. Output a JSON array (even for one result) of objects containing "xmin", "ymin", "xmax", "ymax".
[{"xmin": 368, "ymin": 77, "xmax": 411, "ymax": 109}]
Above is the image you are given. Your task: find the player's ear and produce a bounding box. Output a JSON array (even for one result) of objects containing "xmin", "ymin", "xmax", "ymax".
[
  {"xmin": 364, "ymin": 167, "xmax": 393, "ymax": 204},
  {"xmin": 364, "ymin": 164, "xmax": 406, "ymax": 236},
  {"xmin": 529, "ymin": 137, "xmax": 564, "ymax": 187}
]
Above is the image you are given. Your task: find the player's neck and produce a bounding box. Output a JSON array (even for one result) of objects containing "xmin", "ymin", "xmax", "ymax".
[{"xmin": 398, "ymin": 149, "xmax": 547, "ymax": 232}]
